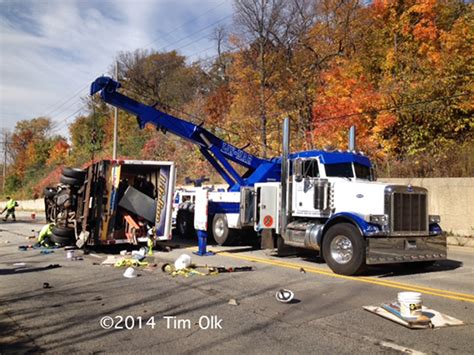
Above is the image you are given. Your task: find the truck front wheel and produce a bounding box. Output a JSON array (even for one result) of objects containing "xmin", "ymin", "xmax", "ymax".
[{"xmin": 322, "ymin": 223, "xmax": 366, "ymax": 276}]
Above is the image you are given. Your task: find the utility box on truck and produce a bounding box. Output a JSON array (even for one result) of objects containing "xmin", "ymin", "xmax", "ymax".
[{"xmin": 45, "ymin": 160, "xmax": 176, "ymax": 247}]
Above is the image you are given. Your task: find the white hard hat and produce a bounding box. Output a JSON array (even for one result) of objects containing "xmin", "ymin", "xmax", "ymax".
[
  {"xmin": 275, "ymin": 289, "xmax": 294, "ymax": 303},
  {"xmin": 174, "ymin": 254, "xmax": 192, "ymax": 270},
  {"xmin": 123, "ymin": 267, "xmax": 138, "ymax": 278}
]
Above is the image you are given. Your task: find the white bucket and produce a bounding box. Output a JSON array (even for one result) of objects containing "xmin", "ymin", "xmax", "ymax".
[
  {"xmin": 398, "ymin": 292, "xmax": 422, "ymax": 318},
  {"xmin": 67, "ymin": 250, "xmax": 75, "ymax": 259}
]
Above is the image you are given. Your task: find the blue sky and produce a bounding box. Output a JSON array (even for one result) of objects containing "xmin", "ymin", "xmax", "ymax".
[{"xmin": 0, "ymin": 0, "xmax": 233, "ymax": 136}]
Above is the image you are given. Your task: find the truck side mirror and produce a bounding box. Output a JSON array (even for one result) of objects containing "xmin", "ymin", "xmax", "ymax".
[{"xmin": 294, "ymin": 159, "xmax": 303, "ymax": 182}]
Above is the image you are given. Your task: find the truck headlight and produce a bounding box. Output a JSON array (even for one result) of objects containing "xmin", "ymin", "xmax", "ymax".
[
  {"xmin": 429, "ymin": 215, "xmax": 441, "ymax": 224},
  {"xmin": 368, "ymin": 214, "xmax": 388, "ymax": 226}
]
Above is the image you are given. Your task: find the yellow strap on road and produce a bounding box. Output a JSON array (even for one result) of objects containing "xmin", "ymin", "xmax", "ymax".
[{"xmin": 114, "ymin": 259, "xmax": 149, "ymax": 268}]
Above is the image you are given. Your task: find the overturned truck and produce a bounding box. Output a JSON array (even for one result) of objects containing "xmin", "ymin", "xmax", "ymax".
[{"xmin": 44, "ymin": 160, "xmax": 175, "ymax": 247}]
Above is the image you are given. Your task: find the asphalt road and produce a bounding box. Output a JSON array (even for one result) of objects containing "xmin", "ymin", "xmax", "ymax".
[{"xmin": 1, "ymin": 214, "xmax": 473, "ymax": 354}]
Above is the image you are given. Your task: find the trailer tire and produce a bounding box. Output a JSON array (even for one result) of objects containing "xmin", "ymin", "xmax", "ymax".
[
  {"xmin": 322, "ymin": 223, "xmax": 366, "ymax": 276},
  {"xmin": 62, "ymin": 167, "xmax": 86, "ymax": 181},
  {"xmin": 52, "ymin": 226, "xmax": 75, "ymax": 238},
  {"xmin": 51, "ymin": 233, "xmax": 75, "ymax": 246},
  {"xmin": 60, "ymin": 175, "xmax": 82, "ymax": 187},
  {"xmin": 176, "ymin": 209, "xmax": 195, "ymax": 237},
  {"xmin": 212, "ymin": 214, "xmax": 238, "ymax": 246}
]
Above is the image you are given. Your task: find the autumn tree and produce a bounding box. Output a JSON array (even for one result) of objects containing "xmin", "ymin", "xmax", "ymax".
[{"xmin": 233, "ymin": 0, "xmax": 288, "ymax": 157}]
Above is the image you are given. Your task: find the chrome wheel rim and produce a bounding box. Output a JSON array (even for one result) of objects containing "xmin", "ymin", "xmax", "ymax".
[
  {"xmin": 330, "ymin": 235, "xmax": 353, "ymax": 264},
  {"xmin": 214, "ymin": 219, "xmax": 225, "ymax": 238}
]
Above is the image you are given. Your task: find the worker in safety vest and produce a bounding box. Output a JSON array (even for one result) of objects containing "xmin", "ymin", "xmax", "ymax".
[
  {"xmin": 147, "ymin": 228, "xmax": 155, "ymax": 256},
  {"xmin": 1, "ymin": 196, "xmax": 18, "ymax": 222},
  {"xmin": 38, "ymin": 223, "xmax": 55, "ymax": 247}
]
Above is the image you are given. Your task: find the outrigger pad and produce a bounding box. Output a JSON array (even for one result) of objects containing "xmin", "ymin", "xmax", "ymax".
[{"xmin": 119, "ymin": 186, "xmax": 157, "ymax": 223}]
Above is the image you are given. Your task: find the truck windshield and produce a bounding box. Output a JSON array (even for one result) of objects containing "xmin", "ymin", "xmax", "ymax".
[
  {"xmin": 325, "ymin": 163, "xmax": 353, "ymax": 178},
  {"xmin": 324, "ymin": 162, "xmax": 372, "ymax": 180},
  {"xmin": 354, "ymin": 163, "xmax": 371, "ymax": 180}
]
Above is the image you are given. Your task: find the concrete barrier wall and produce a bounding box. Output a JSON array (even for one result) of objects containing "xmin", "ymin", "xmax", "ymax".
[
  {"xmin": 12, "ymin": 178, "xmax": 473, "ymax": 237},
  {"xmin": 379, "ymin": 178, "xmax": 474, "ymax": 237},
  {"xmin": 15, "ymin": 199, "xmax": 45, "ymax": 212}
]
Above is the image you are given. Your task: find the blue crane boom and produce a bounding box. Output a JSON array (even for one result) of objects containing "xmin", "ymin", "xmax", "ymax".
[{"xmin": 90, "ymin": 76, "xmax": 280, "ymax": 191}]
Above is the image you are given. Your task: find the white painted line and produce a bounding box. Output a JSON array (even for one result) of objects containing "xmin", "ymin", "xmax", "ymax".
[{"xmin": 363, "ymin": 336, "xmax": 426, "ymax": 355}]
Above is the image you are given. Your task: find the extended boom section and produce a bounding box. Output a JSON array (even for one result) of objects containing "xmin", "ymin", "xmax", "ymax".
[{"xmin": 91, "ymin": 76, "xmax": 279, "ymax": 190}]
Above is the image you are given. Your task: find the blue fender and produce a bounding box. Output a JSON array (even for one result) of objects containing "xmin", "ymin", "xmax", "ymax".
[{"xmin": 318, "ymin": 212, "xmax": 381, "ymax": 247}]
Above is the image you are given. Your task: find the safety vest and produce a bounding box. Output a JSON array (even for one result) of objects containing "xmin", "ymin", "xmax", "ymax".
[
  {"xmin": 6, "ymin": 199, "xmax": 16, "ymax": 210},
  {"xmin": 38, "ymin": 223, "xmax": 54, "ymax": 244}
]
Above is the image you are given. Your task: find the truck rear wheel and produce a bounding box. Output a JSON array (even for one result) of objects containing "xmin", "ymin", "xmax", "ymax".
[
  {"xmin": 322, "ymin": 223, "xmax": 366, "ymax": 275},
  {"xmin": 60, "ymin": 175, "xmax": 82, "ymax": 187},
  {"xmin": 51, "ymin": 233, "xmax": 75, "ymax": 246},
  {"xmin": 52, "ymin": 226, "xmax": 75, "ymax": 238},
  {"xmin": 212, "ymin": 214, "xmax": 238, "ymax": 246},
  {"xmin": 62, "ymin": 167, "xmax": 86, "ymax": 181}
]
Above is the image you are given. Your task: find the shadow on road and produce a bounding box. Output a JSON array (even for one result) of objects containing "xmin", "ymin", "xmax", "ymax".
[
  {"xmin": 363, "ymin": 259, "xmax": 463, "ymax": 278},
  {"xmin": 0, "ymin": 311, "xmax": 42, "ymax": 353},
  {"xmin": 0, "ymin": 265, "xmax": 61, "ymax": 276}
]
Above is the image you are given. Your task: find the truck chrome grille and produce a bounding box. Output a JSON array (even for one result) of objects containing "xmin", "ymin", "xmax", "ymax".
[
  {"xmin": 393, "ymin": 193, "xmax": 427, "ymax": 232},
  {"xmin": 385, "ymin": 186, "xmax": 428, "ymax": 236}
]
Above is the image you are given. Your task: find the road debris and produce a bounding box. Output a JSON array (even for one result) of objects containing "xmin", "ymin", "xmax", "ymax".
[
  {"xmin": 46, "ymin": 264, "xmax": 61, "ymax": 269},
  {"xmin": 123, "ymin": 267, "xmax": 138, "ymax": 278},
  {"xmin": 299, "ymin": 267, "xmax": 306, "ymax": 274},
  {"xmin": 43, "ymin": 282, "xmax": 52, "ymax": 289},
  {"xmin": 115, "ymin": 259, "xmax": 148, "ymax": 268},
  {"xmin": 364, "ymin": 304, "xmax": 464, "ymax": 329},
  {"xmin": 207, "ymin": 266, "xmax": 253, "ymax": 273},
  {"xmin": 161, "ymin": 263, "xmax": 254, "ymax": 277},
  {"xmin": 174, "ymin": 254, "xmax": 192, "ymax": 270},
  {"xmin": 228, "ymin": 298, "xmax": 239, "ymax": 306},
  {"xmin": 275, "ymin": 289, "xmax": 295, "ymax": 303},
  {"xmin": 364, "ymin": 293, "xmax": 465, "ymax": 329}
]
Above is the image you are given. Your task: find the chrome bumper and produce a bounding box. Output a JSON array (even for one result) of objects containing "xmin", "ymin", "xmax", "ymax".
[{"xmin": 366, "ymin": 236, "xmax": 447, "ymax": 265}]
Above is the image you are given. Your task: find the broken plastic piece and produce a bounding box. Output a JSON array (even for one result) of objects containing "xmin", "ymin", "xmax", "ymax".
[
  {"xmin": 228, "ymin": 299, "xmax": 239, "ymax": 306},
  {"xmin": 276, "ymin": 289, "xmax": 294, "ymax": 303}
]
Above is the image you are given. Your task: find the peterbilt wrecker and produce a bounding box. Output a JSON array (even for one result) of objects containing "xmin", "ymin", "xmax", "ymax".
[{"xmin": 89, "ymin": 76, "xmax": 446, "ymax": 275}]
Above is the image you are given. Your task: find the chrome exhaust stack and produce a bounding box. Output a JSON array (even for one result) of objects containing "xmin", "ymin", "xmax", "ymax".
[
  {"xmin": 349, "ymin": 125, "xmax": 356, "ymax": 151},
  {"xmin": 280, "ymin": 117, "xmax": 290, "ymax": 237}
]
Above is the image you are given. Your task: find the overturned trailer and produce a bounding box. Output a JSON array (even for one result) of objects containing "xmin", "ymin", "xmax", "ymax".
[{"xmin": 45, "ymin": 160, "xmax": 175, "ymax": 247}]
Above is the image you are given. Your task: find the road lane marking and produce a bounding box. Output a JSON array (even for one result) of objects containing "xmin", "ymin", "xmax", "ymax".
[
  {"xmin": 358, "ymin": 276, "xmax": 474, "ymax": 299},
  {"xmin": 210, "ymin": 250, "xmax": 474, "ymax": 303},
  {"xmin": 363, "ymin": 336, "xmax": 426, "ymax": 355}
]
